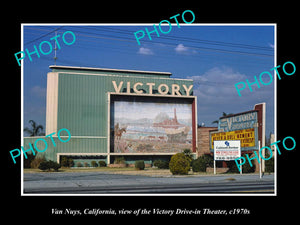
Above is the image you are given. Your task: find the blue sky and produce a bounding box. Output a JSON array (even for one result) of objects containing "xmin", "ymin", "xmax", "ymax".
[{"xmin": 23, "ymin": 24, "xmax": 275, "ymax": 136}]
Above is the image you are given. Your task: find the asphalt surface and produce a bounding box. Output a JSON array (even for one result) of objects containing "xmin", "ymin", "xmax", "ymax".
[{"xmin": 23, "ymin": 172, "xmax": 274, "ymax": 194}]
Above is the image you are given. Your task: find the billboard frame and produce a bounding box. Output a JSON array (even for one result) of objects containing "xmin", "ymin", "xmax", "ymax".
[{"xmin": 107, "ymin": 92, "xmax": 197, "ymax": 164}]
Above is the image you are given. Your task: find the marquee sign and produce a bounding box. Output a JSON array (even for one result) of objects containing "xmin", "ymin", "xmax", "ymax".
[
  {"xmin": 218, "ymin": 111, "xmax": 257, "ymax": 132},
  {"xmin": 211, "ymin": 128, "xmax": 255, "ymax": 149},
  {"xmin": 210, "ymin": 109, "xmax": 260, "ymax": 152}
]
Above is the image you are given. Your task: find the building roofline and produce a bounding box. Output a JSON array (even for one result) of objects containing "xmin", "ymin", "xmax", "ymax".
[{"xmin": 49, "ymin": 65, "xmax": 172, "ymax": 76}]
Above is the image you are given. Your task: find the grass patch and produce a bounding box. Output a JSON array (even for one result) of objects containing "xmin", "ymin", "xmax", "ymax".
[
  {"xmin": 23, "ymin": 167, "xmax": 136, "ymax": 173},
  {"xmin": 23, "ymin": 167, "xmax": 243, "ymax": 177}
]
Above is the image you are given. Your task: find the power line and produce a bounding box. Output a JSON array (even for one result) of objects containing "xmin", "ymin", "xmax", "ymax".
[
  {"xmin": 25, "ymin": 26, "xmax": 273, "ymax": 58},
  {"xmin": 24, "ymin": 26, "xmax": 64, "ymax": 45},
  {"xmin": 23, "ymin": 26, "xmax": 274, "ymax": 74},
  {"xmin": 84, "ymin": 26, "xmax": 273, "ymax": 51},
  {"xmin": 65, "ymin": 27, "xmax": 274, "ymax": 58}
]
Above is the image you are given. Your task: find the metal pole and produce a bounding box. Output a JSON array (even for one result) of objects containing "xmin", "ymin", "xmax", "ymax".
[
  {"xmin": 214, "ymin": 160, "xmax": 216, "ymax": 175},
  {"xmin": 262, "ymin": 103, "xmax": 266, "ymax": 175},
  {"xmin": 240, "ymin": 159, "xmax": 242, "ymax": 175},
  {"xmin": 259, "ymin": 140, "xmax": 262, "ymax": 179},
  {"xmin": 54, "ymin": 31, "xmax": 57, "ymax": 65}
]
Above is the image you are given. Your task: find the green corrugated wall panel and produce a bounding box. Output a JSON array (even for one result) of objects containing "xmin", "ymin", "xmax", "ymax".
[{"xmin": 57, "ymin": 74, "xmax": 108, "ymax": 137}]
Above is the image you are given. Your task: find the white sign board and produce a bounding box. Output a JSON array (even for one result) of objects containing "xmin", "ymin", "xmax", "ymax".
[{"xmin": 214, "ymin": 140, "xmax": 241, "ymax": 161}]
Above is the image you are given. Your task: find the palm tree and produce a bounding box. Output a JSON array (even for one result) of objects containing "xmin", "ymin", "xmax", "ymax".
[
  {"xmin": 212, "ymin": 112, "xmax": 233, "ymax": 125},
  {"xmin": 24, "ymin": 120, "xmax": 45, "ymax": 136}
]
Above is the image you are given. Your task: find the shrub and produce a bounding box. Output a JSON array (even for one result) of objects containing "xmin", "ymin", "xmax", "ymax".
[
  {"xmin": 226, "ymin": 155, "xmax": 255, "ymax": 173},
  {"xmin": 264, "ymin": 151, "xmax": 274, "ymax": 173},
  {"xmin": 135, "ymin": 160, "xmax": 145, "ymax": 170},
  {"xmin": 84, "ymin": 162, "xmax": 89, "ymax": 167},
  {"xmin": 265, "ymin": 157, "xmax": 274, "ymax": 173},
  {"xmin": 61, "ymin": 157, "xmax": 74, "ymax": 167},
  {"xmin": 191, "ymin": 155, "xmax": 213, "ymax": 172},
  {"xmin": 30, "ymin": 155, "xmax": 46, "ymax": 169},
  {"xmin": 191, "ymin": 157, "xmax": 206, "ymax": 172},
  {"xmin": 68, "ymin": 158, "xmax": 74, "ymax": 167},
  {"xmin": 24, "ymin": 153, "xmax": 36, "ymax": 168},
  {"xmin": 114, "ymin": 157, "xmax": 126, "ymax": 164},
  {"xmin": 169, "ymin": 153, "xmax": 190, "ymax": 175},
  {"xmin": 38, "ymin": 161, "xmax": 50, "ymax": 171},
  {"xmin": 202, "ymin": 154, "xmax": 214, "ymax": 167},
  {"xmin": 38, "ymin": 160, "xmax": 61, "ymax": 172},
  {"xmin": 48, "ymin": 160, "xmax": 61, "ymax": 171},
  {"xmin": 183, "ymin": 149, "xmax": 193, "ymax": 163},
  {"xmin": 91, "ymin": 161, "xmax": 97, "ymax": 167},
  {"xmin": 76, "ymin": 162, "xmax": 82, "ymax": 167},
  {"xmin": 241, "ymin": 160, "xmax": 255, "ymax": 173},
  {"xmin": 98, "ymin": 161, "xmax": 107, "ymax": 167},
  {"xmin": 153, "ymin": 160, "xmax": 169, "ymax": 169},
  {"xmin": 61, "ymin": 157, "xmax": 69, "ymax": 167}
]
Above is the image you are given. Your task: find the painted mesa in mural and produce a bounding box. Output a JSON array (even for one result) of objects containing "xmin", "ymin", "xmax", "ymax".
[{"xmin": 113, "ymin": 101, "xmax": 193, "ymax": 153}]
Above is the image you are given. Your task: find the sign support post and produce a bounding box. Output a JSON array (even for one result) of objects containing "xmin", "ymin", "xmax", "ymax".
[
  {"xmin": 240, "ymin": 159, "xmax": 242, "ymax": 175},
  {"xmin": 259, "ymin": 140, "xmax": 262, "ymax": 179},
  {"xmin": 214, "ymin": 160, "xmax": 216, "ymax": 175}
]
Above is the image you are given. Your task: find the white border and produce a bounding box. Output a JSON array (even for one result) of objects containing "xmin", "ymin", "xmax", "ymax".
[
  {"xmin": 274, "ymin": 25, "xmax": 277, "ymax": 196},
  {"xmin": 21, "ymin": 23, "xmax": 276, "ymax": 197},
  {"xmin": 21, "ymin": 23, "xmax": 24, "ymax": 193}
]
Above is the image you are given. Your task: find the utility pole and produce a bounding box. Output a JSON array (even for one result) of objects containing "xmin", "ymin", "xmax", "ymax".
[{"xmin": 54, "ymin": 30, "xmax": 57, "ymax": 65}]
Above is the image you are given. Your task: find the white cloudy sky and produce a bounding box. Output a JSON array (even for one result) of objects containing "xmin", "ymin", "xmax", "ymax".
[{"xmin": 189, "ymin": 66, "xmax": 274, "ymax": 133}]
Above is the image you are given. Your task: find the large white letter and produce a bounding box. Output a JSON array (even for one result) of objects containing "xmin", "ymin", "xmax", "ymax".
[
  {"xmin": 146, "ymin": 83, "xmax": 155, "ymax": 94},
  {"xmin": 158, "ymin": 84, "xmax": 169, "ymax": 95},
  {"xmin": 112, "ymin": 81, "xmax": 123, "ymax": 93},
  {"xmin": 171, "ymin": 84, "xmax": 181, "ymax": 96},
  {"xmin": 133, "ymin": 82, "xmax": 143, "ymax": 94},
  {"xmin": 182, "ymin": 84, "xmax": 193, "ymax": 96}
]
